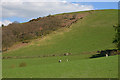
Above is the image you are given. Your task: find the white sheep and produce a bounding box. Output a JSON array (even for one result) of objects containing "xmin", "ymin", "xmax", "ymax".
[
  {"xmin": 59, "ymin": 60, "xmax": 61, "ymax": 63},
  {"xmin": 66, "ymin": 59, "xmax": 68, "ymax": 62},
  {"xmin": 106, "ymin": 54, "xmax": 108, "ymax": 57}
]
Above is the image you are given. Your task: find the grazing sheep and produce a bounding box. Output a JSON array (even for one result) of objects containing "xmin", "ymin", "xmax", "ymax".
[
  {"xmin": 64, "ymin": 53, "xmax": 69, "ymax": 56},
  {"xmin": 64, "ymin": 53, "xmax": 72, "ymax": 56},
  {"xmin": 66, "ymin": 59, "xmax": 68, "ymax": 62},
  {"xmin": 106, "ymin": 53, "xmax": 108, "ymax": 57},
  {"xmin": 59, "ymin": 60, "xmax": 61, "ymax": 63}
]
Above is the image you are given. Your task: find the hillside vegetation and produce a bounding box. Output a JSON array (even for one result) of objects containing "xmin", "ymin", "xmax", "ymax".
[
  {"xmin": 2, "ymin": 9, "xmax": 118, "ymax": 78},
  {"xmin": 3, "ymin": 9, "xmax": 118, "ymax": 57},
  {"xmin": 2, "ymin": 11, "xmax": 89, "ymax": 51}
]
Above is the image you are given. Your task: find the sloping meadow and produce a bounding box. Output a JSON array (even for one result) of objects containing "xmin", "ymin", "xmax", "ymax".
[{"xmin": 2, "ymin": 9, "xmax": 119, "ymax": 78}]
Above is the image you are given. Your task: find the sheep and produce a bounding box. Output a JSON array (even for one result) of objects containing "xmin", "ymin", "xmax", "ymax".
[
  {"xmin": 59, "ymin": 60, "xmax": 61, "ymax": 63},
  {"xmin": 66, "ymin": 59, "xmax": 68, "ymax": 62},
  {"xmin": 106, "ymin": 53, "xmax": 108, "ymax": 57}
]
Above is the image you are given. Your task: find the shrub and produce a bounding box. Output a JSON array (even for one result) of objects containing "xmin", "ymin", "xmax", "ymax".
[
  {"xmin": 10, "ymin": 64, "xmax": 16, "ymax": 68},
  {"xmin": 19, "ymin": 62, "xmax": 27, "ymax": 67}
]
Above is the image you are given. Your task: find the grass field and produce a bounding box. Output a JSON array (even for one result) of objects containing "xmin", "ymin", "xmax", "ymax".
[
  {"xmin": 3, "ymin": 10, "xmax": 118, "ymax": 57},
  {"xmin": 3, "ymin": 55, "xmax": 118, "ymax": 78},
  {"xmin": 2, "ymin": 9, "xmax": 118, "ymax": 78}
]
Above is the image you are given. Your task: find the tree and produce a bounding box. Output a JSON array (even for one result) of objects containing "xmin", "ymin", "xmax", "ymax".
[
  {"xmin": 47, "ymin": 14, "xmax": 52, "ymax": 17},
  {"xmin": 2, "ymin": 24, "xmax": 4, "ymax": 27},
  {"xmin": 113, "ymin": 24, "xmax": 120, "ymax": 50}
]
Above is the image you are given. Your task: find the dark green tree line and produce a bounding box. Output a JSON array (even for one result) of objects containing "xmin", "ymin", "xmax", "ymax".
[{"xmin": 113, "ymin": 24, "xmax": 120, "ymax": 50}]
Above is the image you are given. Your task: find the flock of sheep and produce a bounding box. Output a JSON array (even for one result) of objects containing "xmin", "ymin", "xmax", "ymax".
[{"xmin": 59, "ymin": 59, "xmax": 68, "ymax": 63}]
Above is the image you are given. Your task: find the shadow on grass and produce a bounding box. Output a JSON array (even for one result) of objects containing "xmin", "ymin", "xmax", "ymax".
[{"xmin": 90, "ymin": 49, "xmax": 120, "ymax": 58}]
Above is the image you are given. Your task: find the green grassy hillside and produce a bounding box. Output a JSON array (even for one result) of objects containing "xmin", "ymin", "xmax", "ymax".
[
  {"xmin": 3, "ymin": 9, "xmax": 118, "ymax": 57},
  {"xmin": 2, "ymin": 9, "xmax": 118, "ymax": 78}
]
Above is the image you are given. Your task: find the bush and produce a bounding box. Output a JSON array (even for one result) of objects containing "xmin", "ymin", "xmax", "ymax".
[
  {"xmin": 22, "ymin": 40, "xmax": 30, "ymax": 43},
  {"xmin": 19, "ymin": 62, "xmax": 27, "ymax": 67},
  {"xmin": 10, "ymin": 64, "xmax": 16, "ymax": 68}
]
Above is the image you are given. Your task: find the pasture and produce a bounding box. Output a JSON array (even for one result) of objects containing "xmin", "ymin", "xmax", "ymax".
[{"xmin": 2, "ymin": 9, "xmax": 118, "ymax": 78}]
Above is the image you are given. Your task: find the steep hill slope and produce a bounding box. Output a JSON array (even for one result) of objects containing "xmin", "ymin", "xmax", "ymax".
[{"xmin": 3, "ymin": 9, "xmax": 118, "ymax": 58}]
